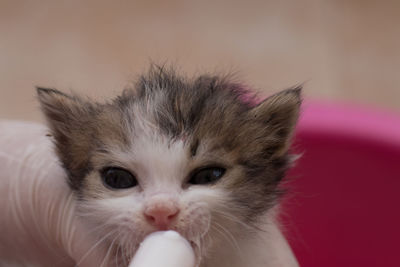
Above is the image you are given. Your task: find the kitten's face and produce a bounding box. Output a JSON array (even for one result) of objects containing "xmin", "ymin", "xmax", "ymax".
[{"xmin": 37, "ymin": 68, "xmax": 301, "ymax": 265}]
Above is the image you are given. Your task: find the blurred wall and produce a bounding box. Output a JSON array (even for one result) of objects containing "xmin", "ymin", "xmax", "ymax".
[{"xmin": 1, "ymin": 0, "xmax": 399, "ymax": 122}]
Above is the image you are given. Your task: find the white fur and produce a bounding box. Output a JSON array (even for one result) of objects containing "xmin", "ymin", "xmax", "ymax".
[{"xmin": 0, "ymin": 121, "xmax": 108, "ymax": 267}]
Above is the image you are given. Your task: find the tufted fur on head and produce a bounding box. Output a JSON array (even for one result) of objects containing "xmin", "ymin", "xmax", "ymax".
[{"xmin": 37, "ymin": 65, "xmax": 301, "ymax": 266}]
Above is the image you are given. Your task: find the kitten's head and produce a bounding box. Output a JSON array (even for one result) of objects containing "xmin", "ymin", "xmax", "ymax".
[{"xmin": 37, "ymin": 66, "xmax": 301, "ymax": 265}]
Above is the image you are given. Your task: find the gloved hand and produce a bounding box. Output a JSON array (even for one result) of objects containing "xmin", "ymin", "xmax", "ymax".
[
  {"xmin": 0, "ymin": 121, "xmax": 108, "ymax": 267},
  {"xmin": 128, "ymin": 231, "xmax": 195, "ymax": 267}
]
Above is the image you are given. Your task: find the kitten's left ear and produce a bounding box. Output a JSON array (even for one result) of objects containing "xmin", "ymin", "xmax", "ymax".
[{"xmin": 249, "ymin": 86, "xmax": 302, "ymax": 158}]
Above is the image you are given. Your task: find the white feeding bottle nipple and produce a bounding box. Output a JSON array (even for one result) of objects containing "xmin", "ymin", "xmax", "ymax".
[{"xmin": 129, "ymin": 231, "xmax": 195, "ymax": 267}]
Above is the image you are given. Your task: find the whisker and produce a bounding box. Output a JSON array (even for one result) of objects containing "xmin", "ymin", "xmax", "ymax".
[
  {"xmin": 74, "ymin": 229, "xmax": 116, "ymax": 267},
  {"xmin": 212, "ymin": 222, "xmax": 243, "ymax": 259},
  {"xmin": 80, "ymin": 222, "xmax": 113, "ymax": 239},
  {"xmin": 100, "ymin": 233, "xmax": 119, "ymax": 267},
  {"xmin": 213, "ymin": 209, "xmax": 263, "ymax": 232},
  {"xmin": 116, "ymin": 241, "xmax": 124, "ymax": 267}
]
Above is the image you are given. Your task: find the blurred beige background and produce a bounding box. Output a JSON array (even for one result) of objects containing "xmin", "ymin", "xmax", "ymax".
[{"xmin": 1, "ymin": 0, "xmax": 399, "ymax": 122}]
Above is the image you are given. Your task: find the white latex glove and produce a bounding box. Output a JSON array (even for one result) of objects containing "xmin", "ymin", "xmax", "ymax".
[
  {"xmin": 129, "ymin": 231, "xmax": 195, "ymax": 267},
  {"xmin": 0, "ymin": 121, "xmax": 108, "ymax": 267}
]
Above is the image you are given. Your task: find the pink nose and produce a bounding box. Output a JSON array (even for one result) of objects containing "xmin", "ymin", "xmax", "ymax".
[{"xmin": 144, "ymin": 202, "xmax": 179, "ymax": 230}]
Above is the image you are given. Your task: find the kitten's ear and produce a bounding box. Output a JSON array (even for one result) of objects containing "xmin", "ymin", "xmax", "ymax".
[
  {"xmin": 37, "ymin": 87, "xmax": 95, "ymax": 184},
  {"xmin": 37, "ymin": 87, "xmax": 88, "ymax": 126},
  {"xmin": 249, "ymin": 86, "xmax": 302, "ymax": 158}
]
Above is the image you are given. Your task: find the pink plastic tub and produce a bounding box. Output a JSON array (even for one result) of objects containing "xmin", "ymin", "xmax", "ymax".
[{"xmin": 283, "ymin": 102, "xmax": 400, "ymax": 267}]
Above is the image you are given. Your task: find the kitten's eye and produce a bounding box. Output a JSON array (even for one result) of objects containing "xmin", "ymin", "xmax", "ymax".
[
  {"xmin": 188, "ymin": 167, "xmax": 226, "ymax": 185},
  {"xmin": 101, "ymin": 167, "xmax": 138, "ymax": 189}
]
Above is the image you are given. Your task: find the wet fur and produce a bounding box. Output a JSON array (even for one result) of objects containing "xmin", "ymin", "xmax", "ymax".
[{"xmin": 37, "ymin": 65, "xmax": 301, "ymax": 266}]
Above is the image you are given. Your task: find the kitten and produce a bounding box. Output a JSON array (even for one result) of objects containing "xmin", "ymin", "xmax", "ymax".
[{"xmin": 37, "ymin": 66, "xmax": 301, "ymax": 267}]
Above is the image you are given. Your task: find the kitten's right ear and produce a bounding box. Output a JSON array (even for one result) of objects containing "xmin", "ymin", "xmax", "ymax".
[
  {"xmin": 37, "ymin": 87, "xmax": 96, "ymax": 185},
  {"xmin": 37, "ymin": 87, "xmax": 84, "ymax": 125},
  {"xmin": 36, "ymin": 86, "xmax": 98, "ymax": 138}
]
